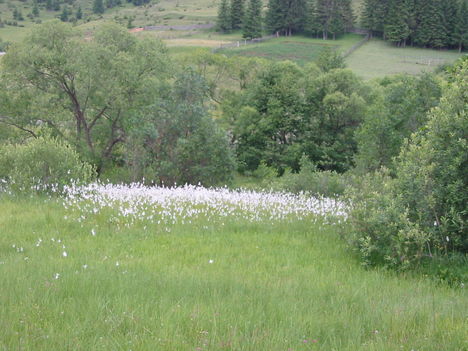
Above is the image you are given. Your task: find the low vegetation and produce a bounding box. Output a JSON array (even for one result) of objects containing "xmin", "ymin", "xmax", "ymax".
[{"xmin": 0, "ymin": 191, "xmax": 466, "ymax": 350}]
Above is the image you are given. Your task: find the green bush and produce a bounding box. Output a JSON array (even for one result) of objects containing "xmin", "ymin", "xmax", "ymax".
[
  {"xmin": 345, "ymin": 58, "xmax": 468, "ymax": 269},
  {"xmin": 0, "ymin": 137, "xmax": 95, "ymax": 193},
  {"xmin": 268, "ymin": 156, "xmax": 348, "ymax": 197}
]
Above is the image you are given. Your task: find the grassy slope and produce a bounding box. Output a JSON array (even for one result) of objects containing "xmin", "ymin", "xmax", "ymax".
[
  {"xmin": 1, "ymin": 197, "xmax": 466, "ymax": 350},
  {"xmin": 346, "ymin": 39, "xmax": 465, "ymax": 80}
]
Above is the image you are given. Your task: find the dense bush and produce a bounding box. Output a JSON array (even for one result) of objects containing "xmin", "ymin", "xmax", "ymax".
[
  {"xmin": 0, "ymin": 137, "xmax": 95, "ymax": 193},
  {"xmin": 346, "ymin": 58, "xmax": 468, "ymax": 269},
  {"xmin": 268, "ymin": 156, "xmax": 348, "ymax": 197}
]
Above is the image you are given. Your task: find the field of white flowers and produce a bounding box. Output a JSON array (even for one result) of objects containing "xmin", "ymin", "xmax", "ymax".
[{"xmin": 62, "ymin": 182, "xmax": 348, "ymax": 229}]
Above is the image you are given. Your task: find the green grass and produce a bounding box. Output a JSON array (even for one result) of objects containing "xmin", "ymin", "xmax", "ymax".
[
  {"xmin": 218, "ymin": 34, "xmax": 364, "ymax": 66},
  {"xmin": 346, "ymin": 39, "xmax": 466, "ymax": 79},
  {"xmin": 1, "ymin": 196, "xmax": 467, "ymax": 350}
]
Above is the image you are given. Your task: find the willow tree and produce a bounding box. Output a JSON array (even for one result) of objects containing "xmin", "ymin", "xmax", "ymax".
[{"xmin": 0, "ymin": 21, "xmax": 169, "ymax": 172}]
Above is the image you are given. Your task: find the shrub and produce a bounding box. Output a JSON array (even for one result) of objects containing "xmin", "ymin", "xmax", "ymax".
[
  {"xmin": 0, "ymin": 137, "xmax": 95, "ymax": 194},
  {"xmin": 268, "ymin": 156, "xmax": 348, "ymax": 197},
  {"xmin": 345, "ymin": 58, "xmax": 468, "ymax": 269}
]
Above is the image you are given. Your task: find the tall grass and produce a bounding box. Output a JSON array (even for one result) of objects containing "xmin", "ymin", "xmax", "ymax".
[{"xmin": 0, "ymin": 194, "xmax": 466, "ymax": 350}]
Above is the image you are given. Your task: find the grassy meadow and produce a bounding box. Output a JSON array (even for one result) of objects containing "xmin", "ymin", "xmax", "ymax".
[
  {"xmin": 346, "ymin": 39, "xmax": 466, "ymax": 79},
  {"xmin": 1, "ymin": 190, "xmax": 467, "ymax": 351},
  {"xmin": 217, "ymin": 34, "xmax": 363, "ymax": 65}
]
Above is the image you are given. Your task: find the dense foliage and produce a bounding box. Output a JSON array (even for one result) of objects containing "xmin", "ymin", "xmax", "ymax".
[
  {"xmin": 217, "ymin": 0, "xmax": 355, "ymax": 39},
  {"xmin": 0, "ymin": 136, "xmax": 95, "ymax": 193},
  {"xmin": 362, "ymin": 0, "xmax": 468, "ymax": 50},
  {"xmin": 0, "ymin": 21, "xmax": 235, "ymax": 187},
  {"xmin": 347, "ymin": 58, "xmax": 467, "ymax": 269}
]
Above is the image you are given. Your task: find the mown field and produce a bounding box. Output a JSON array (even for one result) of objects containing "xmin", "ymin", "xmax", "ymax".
[{"xmin": 1, "ymin": 186, "xmax": 466, "ymax": 351}]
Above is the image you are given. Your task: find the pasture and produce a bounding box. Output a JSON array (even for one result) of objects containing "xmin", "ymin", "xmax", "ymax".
[
  {"xmin": 346, "ymin": 39, "xmax": 466, "ymax": 79},
  {"xmin": 217, "ymin": 34, "xmax": 363, "ymax": 66},
  {"xmin": 0, "ymin": 184, "xmax": 466, "ymax": 350}
]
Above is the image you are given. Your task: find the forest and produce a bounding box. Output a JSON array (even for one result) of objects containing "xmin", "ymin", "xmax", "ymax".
[{"xmin": 217, "ymin": 0, "xmax": 468, "ymax": 49}]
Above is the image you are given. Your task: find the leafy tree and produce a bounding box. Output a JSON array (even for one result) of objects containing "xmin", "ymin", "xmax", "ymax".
[
  {"xmin": 242, "ymin": 0, "xmax": 262, "ymax": 38},
  {"xmin": 217, "ymin": 0, "xmax": 232, "ymax": 32},
  {"xmin": 230, "ymin": 0, "xmax": 244, "ymax": 30},
  {"xmin": 0, "ymin": 21, "xmax": 169, "ymax": 173},
  {"xmin": 93, "ymin": 0, "xmax": 104, "ymax": 14},
  {"xmin": 126, "ymin": 70, "xmax": 235, "ymax": 186},
  {"xmin": 233, "ymin": 61, "xmax": 305, "ymax": 172},
  {"xmin": 302, "ymin": 68, "xmax": 367, "ymax": 172},
  {"xmin": 393, "ymin": 58, "xmax": 468, "ymax": 253},
  {"xmin": 346, "ymin": 58, "xmax": 468, "ymax": 269},
  {"xmin": 315, "ymin": 46, "xmax": 345, "ymax": 72},
  {"xmin": 355, "ymin": 74, "xmax": 442, "ymax": 172}
]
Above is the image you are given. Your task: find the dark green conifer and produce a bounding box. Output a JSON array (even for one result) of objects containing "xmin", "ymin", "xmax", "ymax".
[
  {"xmin": 60, "ymin": 6, "xmax": 69, "ymax": 21},
  {"xmin": 454, "ymin": 0, "xmax": 468, "ymax": 52},
  {"xmin": 93, "ymin": 0, "xmax": 105, "ymax": 14},
  {"xmin": 242, "ymin": 0, "xmax": 262, "ymax": 38},
  {"xmin": 76, "ymin": 6, "xmax": 82, "ymax": 20},
  {"xmin": 230, "ymin": 0, "xmax": 244, "ymax": 30},
  {"xmin": 217, "ymin": 0, "xmax": 232, "ymax": 32}
]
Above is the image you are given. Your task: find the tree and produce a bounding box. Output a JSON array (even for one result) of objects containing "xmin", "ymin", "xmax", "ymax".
[
  {"xmin": 242, "ymin": 0, "xmax": 263, "ymax": 38},
  {"xmin": 315, "ymin": 46, "xmax": 345, "ymax": 72},
  {"xmin": 76, "ymin": 6, "xmax": 82, "ymax": 20},
  {"xmin": 233, "ymin": 61, "xmax": 305, "ymax": 172},
  {"xmin": 126, "ymin": 69, "xmax": 235, "ymax": 186},
  {"xmin": 217, "ymin": 0, "xmax": 231, "ymax": 32},
  {"xmin": 384, "ymin": 0, "xmax": 410, "ymax": 46},
  {"xmin": 316, "ymin": 0, "xmax": 353, "ymax": 40},
  {"xmin": 393, "ymin": 57, "xmax": 468, "ymax": 253},
  {"xmin": 230, "ymin": 0, "xmax": 244, "ymax": 30},
  {"xmin": 355, "ymin": 74, "xmax": 442, "ymax": 172},
  {"xmin": 361, "ymin": 0, "xmax": 388, "ymax": 37},
  {"xmin": 304, "ymin": 0, "xmax": 320, "ymax": 37},
  {"xmin": 32, "ymin": 1, "xmax": 40, "ymax": 17},
  {"xmin": 454, "ymin": 0, "xmax": 468, "ymax": 52},
  {"xmin": 93, "ymin": 0, "xmax": 104, "ymax": 14},
  {"xmin": 60, "ymin": 6, "xmax": 69, "ymax": 22},
  {"xmin": 0, "ymin": 21, "xmax": 170, "ymax": 172}
]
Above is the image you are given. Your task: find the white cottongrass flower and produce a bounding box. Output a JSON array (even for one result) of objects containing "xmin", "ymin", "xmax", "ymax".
[
  {"xmin": 61, "ymin": 182, "xmax": 348, "ymax": 229},
  {"xmin": 62, "ymin": 251, "xmax": 68, "ymax": 257},
  {"xmin": 54, "ymin": 273, "xmax": 60, "ymax": 279},
  {"xmin": 208, "ymin": 259, "xmax": 214, "ymax": 264}
]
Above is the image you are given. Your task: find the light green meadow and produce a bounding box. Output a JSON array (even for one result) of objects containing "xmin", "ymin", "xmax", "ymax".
[
  {"xmin": 346, "ymin": 39, "xmax": 466, "ymax": 79},
  {"xmin": 0, "ymin": 196, "xmax": 466, "ymax": 350}
]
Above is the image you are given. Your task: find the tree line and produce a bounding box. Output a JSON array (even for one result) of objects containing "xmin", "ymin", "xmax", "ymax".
[
  {"xmin": 217, "ymin": 0, "xmax": 355, "ymax": 39},
  {"xmin": 361, "ymin": 0, "xmax": 468, "ymax": 50}
]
